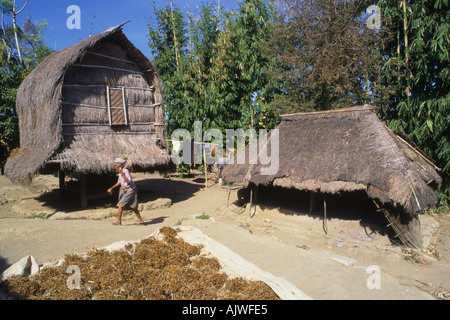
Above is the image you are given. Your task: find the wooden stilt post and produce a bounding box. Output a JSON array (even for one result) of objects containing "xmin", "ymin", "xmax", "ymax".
[
  {"xmin": 58, "ymin": 170, "xmax": 66, "ymax": 200},
  {"xmin": 203, "ymin": 144, "xmax": 208, "ymax": 188},
  {"xmin": 309, "ymin": 191, "xmax": 316, "ymax": 213},
  {"xmin": 59, "ymin": 170, "xmax": 65, "ymax": 192},
  {"xmin": 323, "ymin": 194, "xmax": 328, "ymax": 235},
  {"xmin": 248, "ymin": 184, "xmax": 254, "ymax": 217},
  {"xmin": 80, "ymin": 173, "xmax": 88, "ymax": 208},
  {"xmin": 250, "ymin": 184, "xmax": 258, "ymax": 218}
]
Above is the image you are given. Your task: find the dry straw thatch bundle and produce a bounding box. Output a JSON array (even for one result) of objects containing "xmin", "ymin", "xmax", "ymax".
[
  {"xmin": 5, "ymin": 23, "xmax": 171, "ymax": 184},
  {"xmin": 222, "ymin": 105, "xmax": 442, "ymax": 247}
]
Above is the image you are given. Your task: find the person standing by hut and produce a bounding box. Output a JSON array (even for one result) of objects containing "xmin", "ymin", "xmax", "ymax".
[{"xmin": 107, "ymin": 158, "xmax": 144, "ymax": 226}]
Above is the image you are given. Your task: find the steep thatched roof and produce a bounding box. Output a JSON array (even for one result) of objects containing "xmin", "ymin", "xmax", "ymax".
[
  {"xmin": 222, "ymin": 105, "xmax": 442, "ymax": 247},
  {"xmin": 5, "ymin": 23, "xmax": 171, "ymax": 184}
]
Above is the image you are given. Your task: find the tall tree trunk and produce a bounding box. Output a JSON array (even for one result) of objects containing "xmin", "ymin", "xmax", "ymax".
[
  {"xmin": 170, "ymin": 0, "xmax": 180, "ymax": 67},
  {"xmin": 402, "ymin": 0, "xmax": 410, "ymax": 100},
  {"xmin": 11, "ymin": 0, "xmax": 30, "ymax": 64},
  {"xmin": 12, "ymin": 6, "xmax": 22, "ymax": 63},
  {"xmin": 1, "ymin": 12, "xmax": 12, "ymax": 62}
]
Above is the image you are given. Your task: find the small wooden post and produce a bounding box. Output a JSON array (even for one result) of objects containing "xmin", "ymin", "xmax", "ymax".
[
  {"xmin": 323, "ymin": 194, "xmax": 328, "ymax": 235},
  {"xmin": 203, "ymin": 144, "xmax": 208, "ymax": 188},
  {"xmin": 309, "ymin": 191, "xmax": 316, "ymax": 213},
  {"xmin": 248, "ymin": 184, "xmax": 254, "ymax": 217},
  {"xmin": 80, "ymin": 173, "xmax": 88, "ymax": 208},
  {"xmin": 58, "ymin": 170, "xmax": 66, "ymax": 192}
]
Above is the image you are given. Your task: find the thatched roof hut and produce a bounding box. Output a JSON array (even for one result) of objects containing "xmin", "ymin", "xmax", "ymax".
[
  {"xmin": 4, "ymin": 23, "xmax": 171, "ymax": 185},
  {"xmin": 222, "ymin": 105, "xmax": 442, "ymax": 247}
]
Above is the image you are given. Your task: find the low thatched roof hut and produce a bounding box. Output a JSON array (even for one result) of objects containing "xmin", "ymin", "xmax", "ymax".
[
  {"xmin": 4, "ymin": 23, "xmax": 171, "ymax": 186},
  {"xmin": 222, "ymin": 105, "xmax": 442, "ymax": 247}
]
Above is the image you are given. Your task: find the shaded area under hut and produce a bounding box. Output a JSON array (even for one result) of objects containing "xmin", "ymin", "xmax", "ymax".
[
  {"xmin": 222, "ymin": 105, "xmax": 442, "ymax": 248},
  {"xmin": 4, "ymin": 23, "xmax": 173, "ymax": 207}
]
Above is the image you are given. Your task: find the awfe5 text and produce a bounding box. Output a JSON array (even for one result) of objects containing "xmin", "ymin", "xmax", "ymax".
[{"xmin": 182, "ymin": 304, "xmax": 268, "ymax": 317}]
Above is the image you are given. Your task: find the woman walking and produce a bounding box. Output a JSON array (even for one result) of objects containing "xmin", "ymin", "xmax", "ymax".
[{"xmin": 107, "ymin": 158, "xmax": 144, "ymax": 226}]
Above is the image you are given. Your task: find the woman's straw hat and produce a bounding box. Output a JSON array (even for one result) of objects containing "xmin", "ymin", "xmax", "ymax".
[{"xmin": 114, "ymin": 158, "xmax": 127, "ymax": 166}]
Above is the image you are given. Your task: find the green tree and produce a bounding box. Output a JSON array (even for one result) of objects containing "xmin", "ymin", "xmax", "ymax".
[
  {"xmin": 148, "ymin": 1, "xmax": 189, "ymax": 135},
  {"xmin": 20, "ymin": 17, "xmax": 52, "ymax": 68},
  {"xmin": 1, "ymin": 4, "xmax": 53, "ymax": 170},
  {"xmin": 0, "ymin": 63, "xmax": 24, "ymax": 157},
  {"xmin": 270, "ymin": 0, "xmax": 383, "ymax": 113},
  {"xmin": 148, "ymin": 0, "xmax": 278, "ymax": 137},
  {"xmin": 185, "ymin": 2, "xmax": 221, "ymax": 131},
  {"xmin": 377, "ymin": 0, "xmax": 450, "ymax": 201},
  {"xmin": 2, "ymin": 0, "xmax": 27, "ymax": 63},
  {"xmin": 207, "ymin": 0, "xmax": 278, "ymax": 131}
]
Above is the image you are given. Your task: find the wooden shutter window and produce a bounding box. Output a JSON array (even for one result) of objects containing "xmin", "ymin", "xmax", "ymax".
[{"xmin": 107, "ymin": 86, "xmax": 128, "ymax": 126}]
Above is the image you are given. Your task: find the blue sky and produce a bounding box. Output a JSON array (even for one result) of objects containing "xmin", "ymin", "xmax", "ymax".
[{"xmin": 14, "ymin": 0, "xmax": 239, "ymax": 59}]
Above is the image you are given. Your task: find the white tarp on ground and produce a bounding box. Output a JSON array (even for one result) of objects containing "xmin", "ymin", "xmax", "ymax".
[{"xmin": 173, "ymin": 226, "xmax": 312, "ymax": 300}]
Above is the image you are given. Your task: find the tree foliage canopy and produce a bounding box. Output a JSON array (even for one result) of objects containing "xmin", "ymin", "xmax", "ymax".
[
  {"xmin": 148, "ymin": 0, "xmax": 278, "ymax": 137},
  {"xmin": 377, "ymin": 0, "xmax": 449, "ymax": 200},
  {"xmin": 1, "ymin": 1, "xmax": 53, "ymax": 168},
  {"xmin": 269, "ymin": 0, "xmax": 383, "ymax": 113}
]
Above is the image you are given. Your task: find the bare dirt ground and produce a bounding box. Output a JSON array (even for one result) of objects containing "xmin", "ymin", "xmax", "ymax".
[{"xmin": 0, "ymin": 172, "xmax": 448, "ymax": 300}]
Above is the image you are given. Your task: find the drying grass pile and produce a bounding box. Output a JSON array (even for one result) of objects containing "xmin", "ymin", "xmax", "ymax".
[{"xmin": 0, "ymin": 227, "xmax": 279, "ymax": 300}]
